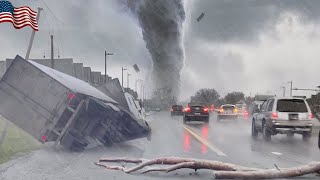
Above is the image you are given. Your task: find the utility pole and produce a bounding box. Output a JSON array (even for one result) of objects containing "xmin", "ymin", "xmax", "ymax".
[
  {"xmin": 105, "ymin": 51, "xmax": 114, "ymax": 83},
  {"xmin": 25, "ymin": 7, "xmax": 43, "ymax": 60},
  {"xmin": 288, "ymin": 81, "xmax": 293, "ymax": 97},
  {"xmin": 50, "ymin": 35, "xmax": 54, "ymax": 69},
  {"xmin": 121, "ymin": 67, "xmax": 127, "ymax": 88},
  {"xmin": 127, "ymin": 73, "xmax": 131, "ymax": 88},
  {"xmin": 281, "ymin": 86, "xmax": 286, "ymax": 97}
]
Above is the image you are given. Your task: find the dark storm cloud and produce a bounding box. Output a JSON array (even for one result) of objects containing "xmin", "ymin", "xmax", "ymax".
[{"xmin": 188, "ymin": 0, "xmax": 320, "ymax": 43}]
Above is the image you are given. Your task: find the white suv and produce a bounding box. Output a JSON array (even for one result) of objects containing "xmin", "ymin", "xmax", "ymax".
[{"xmin": 252, "ymin": 97, "xmax": 314, "ymax": 141}]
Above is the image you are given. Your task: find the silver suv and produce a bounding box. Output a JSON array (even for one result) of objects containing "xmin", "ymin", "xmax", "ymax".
[{"xmin": 252, "ymin": 97, "xmax": 314, "ymax": 141}]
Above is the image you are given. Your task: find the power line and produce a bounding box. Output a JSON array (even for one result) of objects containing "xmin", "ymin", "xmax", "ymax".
[{"xmin": 40, "ymin": 0, "xmax": 64, "ymax": 25}]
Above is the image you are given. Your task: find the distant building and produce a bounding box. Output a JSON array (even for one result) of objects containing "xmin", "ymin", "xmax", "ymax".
[
  {"xmin": 73, "ymin": 63, "xmax": 84, "ymax": 80},
  {"xmin": 4, "ymin": 57, "xmax": 114, "ymax": 86},
  {"xmin": 0, "ymin": 61, "xmax": 6, "ymax": 79},
  {"xmin": 6, "ymin": 58, "xmax": 75, "ymax": 76}
]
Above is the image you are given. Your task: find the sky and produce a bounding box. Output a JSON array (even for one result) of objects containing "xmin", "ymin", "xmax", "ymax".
[{"xmin": 1, "ymin": 0, "xmax": 320, "ymax": 100}]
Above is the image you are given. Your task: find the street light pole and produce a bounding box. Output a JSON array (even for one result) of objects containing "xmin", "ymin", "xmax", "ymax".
[
  {"xmin": 25, "ymin": 7, "xmax": 43, "ymax": 60},
  {"xmin": 121, "ymin": 67, "xmax": 127, "ymax": 88},
  {"xmin": 105, "ymin": 51, "xmax": 114, "ymax": 83},
  {"xmin": 127, "ymin": 73, "xmax": 131, "ymax": 88},
  {"xmin": 288, "ymin": 81, "xmax": 293, "ymax": 97}
]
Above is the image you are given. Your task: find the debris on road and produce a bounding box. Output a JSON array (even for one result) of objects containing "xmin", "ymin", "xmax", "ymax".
[
  {"xmin": 95, "ymin": 157, "xmax": 320, "ymax": 179},
  {"xmin": 0, "ymin": 55, "xmax": 151, "ymax": 151}
]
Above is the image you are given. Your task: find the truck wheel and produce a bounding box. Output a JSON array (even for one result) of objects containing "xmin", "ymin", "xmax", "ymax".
[
  {"xmin": 60, "ymin": 131, "xmax": 87, "ymax": 151},
  {"xmin": 251, "ymin": 119, "xmax": 258, "ymax": 138},
  {"xmin": 262, "ymin": 123, "xmax": 271, "ymax": 141},
  {"xmin": 103, "ymin": 136, "xmax": 113, "ymax": 147},
  {"xmin": 303, "ymin": 131, "xmax": 311, "ymax": 142}
]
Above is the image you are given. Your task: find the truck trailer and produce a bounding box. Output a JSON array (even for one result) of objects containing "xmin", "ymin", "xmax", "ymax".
[{"xmin": 0, "ymin": 55, "xmax": 151, "ymax": 151}]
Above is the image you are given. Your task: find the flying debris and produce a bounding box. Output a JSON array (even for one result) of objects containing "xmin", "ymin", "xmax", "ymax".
[
  {"xmin": 133, "ymin": 64, "xmax": 140, "ymax": 73},
  {"xmin": 197, "ymin": 12, "xmax": 205, "ymax": 22}
]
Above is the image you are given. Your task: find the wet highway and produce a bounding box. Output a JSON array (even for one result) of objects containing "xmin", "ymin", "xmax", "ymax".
[{"xmin": 1, "ymin": 111, "xmax": 320, "ymax": 180}]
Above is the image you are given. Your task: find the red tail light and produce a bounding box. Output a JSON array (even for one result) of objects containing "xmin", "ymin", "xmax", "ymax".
[
  {"xmin": 41, "ymin": 135, "xmax": 47, "ymax": 141},
  {"xmin": 68, "ymin": 93, "xmax": 75, "ymax": 100},
  {"xmin": 309, "ymin": 113, "xmax": 314, "ymax": 119},
  {"xmin": 244, "ymin": 111, "xmax": 249, "ymax": 116},
  {"xmin": 184, "ymin": 107, "xmax": 191, "ymax": 113},
  {"xmin": 219, "ymin": 108, "xmax": 224, "ymax": 113},
  {"xmin": 170, "ymin": 108, "xmax": 173, "ymax": 112},
  {"xmin": 271, "ymin": 112, "xmax": 278, "ymax": 119},
  {"xmin": 203, "ymin": 108, "xmax": 209, "ymax": 112}
]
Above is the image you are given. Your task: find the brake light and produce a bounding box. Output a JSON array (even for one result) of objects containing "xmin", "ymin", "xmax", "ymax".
[
  {"xmin": 271, "ymin": 112, "xmax": 278, "ymax": 119},
  {"xmin": 219, "ymin": 108, "xmax": 224, "ymax": 113},
  {"xmin": 171, "ymin": 108, "xmax": 173, "ymax": 112},
  {"xmin": 68, "ymin": 93, "xmax": 75, "ymax": 100},
  {"xmin": 203, "ymin": 108, "xmax": 209, "ymax": 112},
  {"xmin": 234, "ymin": 108, "xmax": 238, "ymax": 113},
  {"xmin": 309, "ymin": 113, "xmax": 314, "ymax": 119},
  {"xmin": 41, "ymin": 135, "xmax": 47, "ymax": 141},
  {"xmin": 184, "ymin": 107, "xmax": 191, "ymax": 112}
]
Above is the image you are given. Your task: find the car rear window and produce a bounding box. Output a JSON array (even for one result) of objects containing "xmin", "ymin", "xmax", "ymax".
[
  {"xmin": 172, "ymin": 105, "xmax": 182, "ymax": 109},
  {"xmin": 222, "ymin": 105, "xmax": 235, "ymax": 109},
  {"xmin": 276, "ymin": 99, "xmax": 308, "ymax": 112}
]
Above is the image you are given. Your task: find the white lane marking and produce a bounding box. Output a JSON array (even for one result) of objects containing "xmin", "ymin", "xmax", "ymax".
[
  {"xmin": 271, "ymin": 152, "xmax": 283, "ymax": 156},
  {"xmin": 183, "ymin": 125, "xmax": 227, "ymax": 157}
]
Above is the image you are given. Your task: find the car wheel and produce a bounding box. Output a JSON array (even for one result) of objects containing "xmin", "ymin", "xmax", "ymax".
[
  {"xmin": 302, "ymin": 131, "xmax": 311, "ymax": 142},
  {"xmin": 251, "ymin": 119, "xmax": 258, "ymax": 138},
  {"xmin": 262, "ymin": 123, "xmax": 271, "ymax": 141}
]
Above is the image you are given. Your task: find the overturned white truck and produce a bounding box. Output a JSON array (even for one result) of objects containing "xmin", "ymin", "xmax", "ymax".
[{"xmin": 0, "ymin": 55, "xmax": 151, "ymax": 151}]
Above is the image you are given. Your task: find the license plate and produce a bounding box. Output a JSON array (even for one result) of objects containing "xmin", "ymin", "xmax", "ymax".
[
  {"xmin": 226, "ymin": 110, "xmax": 231, "ymax": 114},
  {"xmin": 195, "ymin": 113, "xmax": 201, "ymax": 115},
  {"xmin": 289, "ymin": 114, "xmax": 298, "ymax": 120}
]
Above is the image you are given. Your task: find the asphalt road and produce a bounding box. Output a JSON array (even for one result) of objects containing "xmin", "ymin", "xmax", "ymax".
[{"xmin": 0, "ymin": 112, "xmax": 319, "ymax": 180}]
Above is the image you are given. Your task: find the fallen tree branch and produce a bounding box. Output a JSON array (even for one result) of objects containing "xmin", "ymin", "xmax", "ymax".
[
  {"xmin": 96, "ymin": 157, "xmax": 261, "ymax": 173},
  {"xmin": 213, "ymin": 162, "xmax": 320, "ymax": 179},
  {"xmin": 99, "ymin": 157, "xmax": 143, "ymax": 164},
  {"xmin": 142, "ymin": 162, "xmax": 196, "ymax": 174},
  {"xmin": 95, "ymin": 157, "xmax": 320, "ymax": 179},
  {"xmin": 94, "ymin": 162, "xmax": 125, "ymax": 171}
]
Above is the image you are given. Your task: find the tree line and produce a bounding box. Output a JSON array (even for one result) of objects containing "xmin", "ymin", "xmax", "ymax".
[{"xmin": 148, "ymin": 88, "xmax": 250, "ymax": 110}]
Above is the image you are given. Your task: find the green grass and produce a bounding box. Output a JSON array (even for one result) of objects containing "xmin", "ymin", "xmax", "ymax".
[{"xmin": 0, "ymin": 117, "xmax": 41, "ymax": 164}]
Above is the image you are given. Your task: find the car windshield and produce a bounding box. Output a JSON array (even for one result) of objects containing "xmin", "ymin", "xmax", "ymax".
[
  {"xmin": 172, "ymin": 105, "xmax": 182, "ymax": 109},
  {"xmin": 1, "ymin": 1, "xmax": 320, "ymax": 180},
  {"xmin": 277, "ymin": 99, "xmax": 308, "ymax": 112}
]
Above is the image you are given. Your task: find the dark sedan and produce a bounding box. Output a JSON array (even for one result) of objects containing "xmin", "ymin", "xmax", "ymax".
[
  {"xmin": 171, "ymin": 105, "xmax": 184, "ymax": 116},
  {"xmin": 183, "ymin": 104, "xmax": 209, "ymax": 123}
]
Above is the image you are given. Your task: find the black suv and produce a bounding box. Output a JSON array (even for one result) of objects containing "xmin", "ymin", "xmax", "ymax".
[
  {"xmin": 171, "ymin": 105, "xmax": 184, "ymax": 116},
  {"xmin": 183, "ymin": 104, "xmax": 209, "ymax": 123}
]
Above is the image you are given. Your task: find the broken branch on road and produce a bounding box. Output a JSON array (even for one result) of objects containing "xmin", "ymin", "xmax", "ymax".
[{"xmin": 94, "ymin": 157, "xmax": 320, "ymax": 179}]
